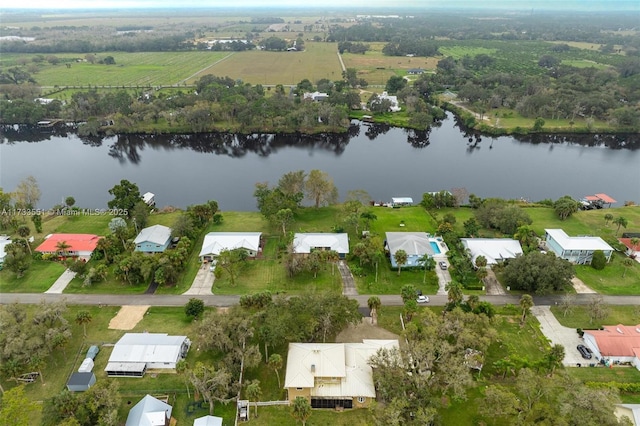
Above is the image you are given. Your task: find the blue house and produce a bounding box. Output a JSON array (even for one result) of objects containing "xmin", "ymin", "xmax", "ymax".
[{"xmin": 134, "ymin": 225, "xmax": 172, "ymax": 253}]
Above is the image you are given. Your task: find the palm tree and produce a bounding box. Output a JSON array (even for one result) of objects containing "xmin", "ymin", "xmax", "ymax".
[
  {"xmin": 630, "ymin": 237, "xmax": 639, "ymax": 253},
  {"xmin": 367, "ymin": 296, "xmax": 381, "ymax": 325},
  {"xmin": 394, "ymin": 249, "xmax": 408, "ymax": 276},
  {"xmin": 519, "ymin": 294, "xmax": 534, "ymax": 324},
  {"xmin": 546, "ymin": 344, "xmax": 565, "ymax": 376},
  {"xmin": 612, "ymin": 216, "xmax": 628, "ymax": 236},
  {"xmin": 417, "ymin": 254, "xmax": 435, "ymax": 284},
  {"xmin": 75, "ymin": 310, "xmax": 92, "ymax": 337},
  {"xmin": 622, "ymin": 258, "xmax": 634, "ymax": 278},
  {"xmin": 291, "ymin": 397, "xmax": 312, "ymax": 426},
  {"xmin": 268, "ymin": 353, "xmax": 283, "ymax": 389},
  {"xmin": 604, "ymin": 213, "xmax": 613, "ymax": 226},
  {"xmin": 445, "ymin": 281, "xmax": 464, "ymax": 307},
  {"xmin": 246, "ymin": 380, "xmax": 262, "ymax": 418},
  {"xmin": 55, "ymin": 240, "xmax": 71, "ymax": 259},
  {"xmin": 16, "ymin": 225, "xmax": 31, "ymax": 254}
]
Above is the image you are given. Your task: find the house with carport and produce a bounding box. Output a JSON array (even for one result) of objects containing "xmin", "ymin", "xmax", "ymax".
[
  {"xmin": 134, "ymin": 225, "xmax": 172, "ymax": 253},
  {"xmin": 582, "ymin": 325, "xmax": 640, "ymax": 371},
  {"xmin": 199, "ymin": 232, "xmax": 262, "ymax": 262},
  {"xmin": 385, "ymin": 232, "xmax": 439, "ymax": 268},
  {"xmin": 461, "ymin": 238, "xmax": 523, "ymax": 267},
  {"xmin": 544, "ymin": 229, "xmax": 613, "ymax": 265},
  {"xmin": 284, "ymin": 339, "xmax": 399, "ymax": 409},
  {"xmin": 293, "ymin": 233, "xmax": 349, "ymax": 259},
  {"xmin": 35, "ymin": 233, "xmax": 101, "ymax": 260},
  {"xmin": 105, "ymin": 333, "xmax": 191, "ymax": 378}
]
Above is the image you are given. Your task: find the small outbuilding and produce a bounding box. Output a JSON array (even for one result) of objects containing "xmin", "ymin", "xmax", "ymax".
[
  {"xmin": 78, "ymin": 357, "xmax": 94, "ymax": 373},
  {"xmin": 66, "ymin": 372, "xmax": 96, "ymax": 392},
  {"xmin": 86, "ymin": 345, "xmax": 100, "ymax": 360}
]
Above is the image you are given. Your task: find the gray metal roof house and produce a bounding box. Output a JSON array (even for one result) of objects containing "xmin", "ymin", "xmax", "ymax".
[
  {"xmin": 105, "ymin": 333, "xmax": 190, "ymax": 378},
  {"xmin": 134, "ymin": 225, "xmax": 172, "ymax": 253},
  {"xmin": 125, "ymin": 394, "xmax": 172, "ymax": 426}
]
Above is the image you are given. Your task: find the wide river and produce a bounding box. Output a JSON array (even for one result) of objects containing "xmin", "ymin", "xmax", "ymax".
[{"xmin": 1, "ymin": 113, "xmax": 639, "ymax": 211}]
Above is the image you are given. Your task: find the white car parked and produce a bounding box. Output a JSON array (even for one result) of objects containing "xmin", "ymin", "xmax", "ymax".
[{"xmin": 417, "ymin": 295, "xmax": 430, "ymax": 303}]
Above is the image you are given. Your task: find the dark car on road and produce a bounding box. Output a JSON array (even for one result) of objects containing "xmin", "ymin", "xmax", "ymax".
[{"xmin": 577, "ymin": 344, "xmax": 592, "ymax": 359}]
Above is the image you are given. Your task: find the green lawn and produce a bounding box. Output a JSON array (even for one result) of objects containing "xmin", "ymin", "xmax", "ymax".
[
  {"xmin": 575, "ymin": 253, "xmax": 640, "ymax": 295},
  {"xmin": 550, "ymin": 305, "xmax": 640, "ymax": 329},
  {"xmin": 0, "ymin": 260, "xmax": 66, "ymax": 292},
  {"xmin": 247, "ymin": 405, "xmax": 374, "ymax": 425},
  {"xmin": 26, "ymin": 51, "xmax": 230, "ymax": 87}
]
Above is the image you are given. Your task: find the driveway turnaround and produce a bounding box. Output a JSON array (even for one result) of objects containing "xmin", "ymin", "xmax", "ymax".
[
  {"xmin": 44, "ymin": 269, "xmax": 76, "ymax": 294},
  {"xmin": 532, "ymin": 305, "xmax": 590, "ymax": 366}
]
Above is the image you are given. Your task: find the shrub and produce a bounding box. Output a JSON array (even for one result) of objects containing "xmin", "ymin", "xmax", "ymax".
[{"xmin": 591, "ymin": 250, "xmax": 607, "ymax": 270}]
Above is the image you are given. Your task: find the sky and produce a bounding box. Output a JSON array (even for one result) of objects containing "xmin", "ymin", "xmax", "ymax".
[{"xmin": 5, "ymin": 0, "xmax": 640, "ymax": 10}]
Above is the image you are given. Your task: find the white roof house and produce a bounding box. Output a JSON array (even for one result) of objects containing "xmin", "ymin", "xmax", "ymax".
[
  {"xmin": 391, "ymin": 197, "xmax": 413, "ymax": 206},
  {"xmin": 461, "ymin": 238, "xmax": 523, "ymax": 267},
  {"xmin": 545, "ymin": 229, "xmax": 614, "ymax": 264},
  {"xmin": 376, "ymin": 91, "xmax": 401, "ymax": 112},
  {"xmin": 303, "ymin": 91, "xmax": 329, "ymax": 101},
  {"xmin": 105, "ymin": 333, "xmax": 190, "ymax": 377},
  {"xmin": 284, "ymin": 340, "xmax": 399, "ymax": 401},
  {"xmin": 125, "ymin": 394, "xmax": 172, "ymax": 426},
  {"xmin": 385, "ymin": 232, "xmax": 435, "ymax": 268},
  {"xmin": 134, "ymin": 225, "xmax": 172, "ymax": 253},
  {"xmin": 293, "ymin": 233, "xmax": 349, "ymax": 258},
  {"xmin": 0, "ymin": 235, "xmax": 11, "ymax": 263},
  {"xmin": 193, "ymin": 415, "xmax": 223, "ymax": 426},
  {"xmin": 616, "ymin": 404, "xmax": 640, "ymax": 425},
  {"xmin": 199, "ymin": 232, "xmax": 262, "ymax": 260}
]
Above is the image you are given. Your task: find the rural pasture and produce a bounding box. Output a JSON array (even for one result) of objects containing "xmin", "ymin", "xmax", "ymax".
[{"xmin": 189, "ymin": 41, "xmax": 344, "ymax": 85}]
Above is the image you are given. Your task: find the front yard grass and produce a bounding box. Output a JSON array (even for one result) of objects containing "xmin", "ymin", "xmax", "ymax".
[
  {"xmin": 550, "ymin": 305, "xmax": 640, "ymax": 329},
  {"xmin": 0, "ymin": 260, "xmax": 66, "ymax": 292}
]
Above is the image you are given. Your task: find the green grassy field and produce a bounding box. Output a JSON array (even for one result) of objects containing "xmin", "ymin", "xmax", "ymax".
[
  {"xmin": 22, "ymin": 52, "xmax": 230, "ymax": 87},
  {"xmin": 190, "ymin": 42, "xmax": 344, "ymax": 85},
  {"xmin": 0, "ymin": 260, "xmax": 66, "ymax": 292},
  {"xmin": 550, "ymin": 305, "xmax": 640, "ymax": 329}
]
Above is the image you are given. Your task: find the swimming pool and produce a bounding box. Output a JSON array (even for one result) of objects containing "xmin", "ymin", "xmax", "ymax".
[{"xmin": 430, "ymin": 241, "xmax": 441, "ymax": 254}]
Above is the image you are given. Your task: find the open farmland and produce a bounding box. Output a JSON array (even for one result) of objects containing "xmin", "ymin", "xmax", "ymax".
[
  {"xmin": 341, "ymin": 42, "xmax": 439, "ymax": 86},
  {"xmin": 189, "ymin": 41, "xmax": 343, "ymax": 85},
  {"xmin": 27, "ymin": 51, "xmax": 230, "ymax": 87}
]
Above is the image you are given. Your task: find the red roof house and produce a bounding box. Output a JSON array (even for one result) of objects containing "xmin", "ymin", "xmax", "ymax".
[
  {"xmin": 36, "ymin": 234, "xmax": 101, "ymax": 260},
  {"xmin": 583, "ymin": 325, "xmax": 640, "ymax": 371},
  {"xmin": 619, "ymin": 238, "xmax": 640, "ymax": 259}
]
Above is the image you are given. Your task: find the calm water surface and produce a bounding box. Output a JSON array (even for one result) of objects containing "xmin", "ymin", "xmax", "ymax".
[{"xmin": 1, "ymin": 113, "xmax": 639, "ymax": 211}]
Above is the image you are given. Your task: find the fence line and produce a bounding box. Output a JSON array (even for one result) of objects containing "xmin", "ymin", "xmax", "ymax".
[{"xmin": 251, "ymin": 400, "xmax": 290, "ymax": 406}]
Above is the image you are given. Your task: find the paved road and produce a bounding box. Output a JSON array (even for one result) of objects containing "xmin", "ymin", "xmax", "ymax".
[{"xmin": 2, "ymin": 292, "xmax": 639, "ymax": 308}]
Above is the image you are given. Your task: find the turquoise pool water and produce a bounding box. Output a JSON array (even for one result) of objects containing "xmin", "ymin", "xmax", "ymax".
[{"xmin": 430, "ymin": 241, "xmax": 441, "ymax": 254}]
